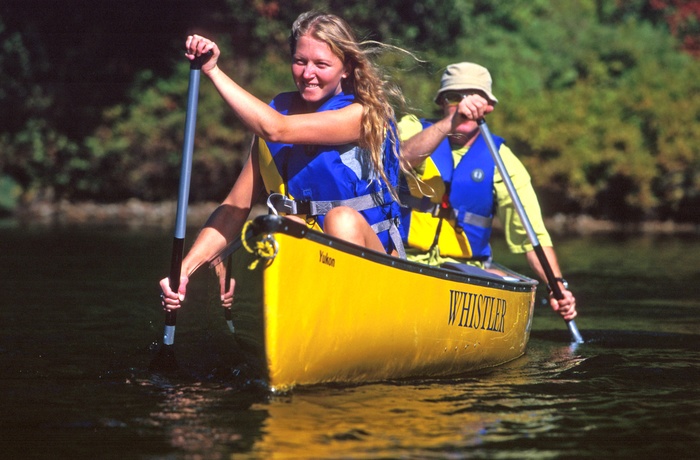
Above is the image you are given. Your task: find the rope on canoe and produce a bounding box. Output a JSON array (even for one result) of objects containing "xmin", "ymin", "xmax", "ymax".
[{"xmin": 241, "ymin": 219, "xmax": 279, "ymax": 270}]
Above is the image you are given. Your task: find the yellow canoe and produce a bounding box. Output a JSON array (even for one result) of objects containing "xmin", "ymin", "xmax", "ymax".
[{"xmin": 209, "ymin": 215, "xmax": 536, "ymax": 392}]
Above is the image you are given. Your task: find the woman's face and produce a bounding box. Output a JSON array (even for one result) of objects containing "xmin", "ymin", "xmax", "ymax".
[{"xmin": 292, "ymin": 34, "xmax": 348, "ymax": 109}]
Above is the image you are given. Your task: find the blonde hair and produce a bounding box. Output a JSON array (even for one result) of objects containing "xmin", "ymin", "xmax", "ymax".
[{"xmin": 289, "ymin": 11, "xmax": 408, "ymax": 199}]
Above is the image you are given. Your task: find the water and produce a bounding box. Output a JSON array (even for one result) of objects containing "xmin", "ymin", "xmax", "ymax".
[{"xmin": 1, "ymin": 222, "xmax": 699, "ymax": 459}]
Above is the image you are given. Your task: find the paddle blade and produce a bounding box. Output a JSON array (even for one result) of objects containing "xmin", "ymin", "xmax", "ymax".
[
  {"xmin": 225, "ymin": 307, "xmax": 235, "ymax": 334},
  {"xmin": 567, "ymin": 320, "xmax": 585, "ymax": 344},
  {"xmin": 149, "ymin": 344, "xmax": 179, "ymax": 374},
  {"xmin": 149, "ymin": 309, "xmax": 179, "ymax": 373}
]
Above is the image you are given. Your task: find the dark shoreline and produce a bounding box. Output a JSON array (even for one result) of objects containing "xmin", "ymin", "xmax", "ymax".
[{"xmin": 6, "ymin": 199, "xmax": 700, "ymax": 236}]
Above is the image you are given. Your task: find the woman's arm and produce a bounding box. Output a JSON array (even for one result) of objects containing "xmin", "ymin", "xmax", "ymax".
[
  {"xmin": 181, "ymin": 141, "xmax": 264, "ymax": 277},
  {"xmin": 186, "ymin": 35, "xmax": 362, "ymax": 145},
  {"xmin": 159, "ymin": 141, "xmax": 264, "ymax": 309}
]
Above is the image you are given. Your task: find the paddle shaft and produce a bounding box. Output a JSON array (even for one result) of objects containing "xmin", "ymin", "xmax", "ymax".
[
  {"xmin": 224, "ymin": 256, "xmax": 234, "ymax": 333},
  {"xmin": 477, "ymin": 119, "xmax": 584, "ymax": 343},
  {"xmin": 161, "ymin": 56, "xmax": 208, "ymax": 346}
]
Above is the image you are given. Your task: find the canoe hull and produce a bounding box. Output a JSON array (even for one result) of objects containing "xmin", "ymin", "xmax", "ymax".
[{"xmin": 216, "ymin": 216, "xmax": 536, "ymax": 391}]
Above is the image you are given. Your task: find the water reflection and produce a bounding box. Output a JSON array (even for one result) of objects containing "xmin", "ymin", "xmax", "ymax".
[
  {"xmin": 136, "ymin": 327, "xmax": 700, "ymax": 459},
  {"xmin": 137, "ymin": 338, "xmax": 592, "ymax": 458},
  {"xmin": 2, "ymin": 226, "xmax": 699, "ymax": 458},
  {"xmin": 141, "ymin": 376, "xmax": 266, "ymax": 457}
]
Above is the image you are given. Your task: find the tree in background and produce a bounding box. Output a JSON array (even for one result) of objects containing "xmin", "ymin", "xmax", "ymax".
[
  {"xmin": 0, "ymin": 0, "xmax": 698, "ymax": 223},
  {"xmin": 0, "ymin": 0, "xmax": 231, "ymax": 208},
  {"xmin": 650, "ymin": 0, "xmax": 700, "ymax": 56},
  {"xmin": 425, "ymin": 0, "xmax": 700, "ymax": 222}
]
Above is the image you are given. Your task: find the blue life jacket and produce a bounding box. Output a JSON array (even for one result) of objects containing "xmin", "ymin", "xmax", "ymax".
[
  {"xmin": 399, "ymin": 119, "xmax": 504, "ymax": 260},
  {"xmin": 259, "ymin": 91, "xmax": 404, "ymax": 257}
]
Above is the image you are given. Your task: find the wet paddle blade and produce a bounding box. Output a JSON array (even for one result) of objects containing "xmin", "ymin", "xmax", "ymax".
[
  {"xmin": 149, "ymin": 309, "xmax": 178, "ymax": 373},
  {"xmin": 149, "ymin": 344, "xmax": 179, "ymax": 374}
]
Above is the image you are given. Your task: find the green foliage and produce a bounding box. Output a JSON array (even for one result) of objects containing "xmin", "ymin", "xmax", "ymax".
[
  {"xmin": 0, "ymin": 174, "xmax": 21, "ymax": 214},
  {"xmin": 0, "ymin": 118, "xmax": 81, "ymax": 201},
  {"xmin": 411, "ymin": 0, "xmax": 700, "ymax": 221},
  {"xmin": 84, "ymin": 60, "xmax": 248, "ymax": 202},
  {"xmin": 1, "ymin": 0, "xmax": 699, "ymax": 222}
]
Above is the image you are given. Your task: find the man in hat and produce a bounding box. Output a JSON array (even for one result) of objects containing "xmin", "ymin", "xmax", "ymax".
[{"xmin": 398, "ymin": 62, "xmax": 577, "ymax": 321}]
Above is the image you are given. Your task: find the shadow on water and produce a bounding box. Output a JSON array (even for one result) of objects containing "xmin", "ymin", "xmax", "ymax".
[
  {"xmin": 532, "ymin": 328, "xmax": 700, "ymax": 351},
  {"xmin": 530, "ymin": 328, "xmax": 700, "ymax": 394},
  {"xmin": 442, "ymin": 328, "xmax": 700, "ymax": 459}
]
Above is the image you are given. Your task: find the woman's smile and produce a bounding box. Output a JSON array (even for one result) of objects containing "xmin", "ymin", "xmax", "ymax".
[{"xmin": 292, "ymin": 34, "xmax": 348, "ymax": 108}]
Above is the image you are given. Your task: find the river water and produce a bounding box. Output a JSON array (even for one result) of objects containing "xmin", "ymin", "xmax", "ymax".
[{"xmin": 1, "ymin": 222, "xmax": 699, "ymax": 459}]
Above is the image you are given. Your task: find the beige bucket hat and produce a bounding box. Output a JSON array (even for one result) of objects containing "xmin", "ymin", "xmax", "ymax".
[{"xmin": 434, "ymin": 62, "xmax": 498, "ymax": 105}]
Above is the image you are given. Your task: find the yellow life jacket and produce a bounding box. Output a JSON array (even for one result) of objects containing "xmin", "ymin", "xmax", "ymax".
[{"xmin": 399, "ymin": 122, "xmax": 503, "ymax": 260}]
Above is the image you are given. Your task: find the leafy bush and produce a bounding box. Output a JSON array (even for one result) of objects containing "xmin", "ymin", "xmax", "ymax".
[{"xmin": 1, "ymin": 0, "xmax": 698, "ymax": 222}]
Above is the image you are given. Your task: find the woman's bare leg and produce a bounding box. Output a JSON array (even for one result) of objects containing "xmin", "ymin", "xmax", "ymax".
[{"xmin": 323, "ymin": 206, "xmax": 386, "ymax": 253}]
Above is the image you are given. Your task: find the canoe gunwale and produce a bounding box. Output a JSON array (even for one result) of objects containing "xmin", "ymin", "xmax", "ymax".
[{"xmin": 208, "ymin": 215, "xmax": 537, "ymax": 293}]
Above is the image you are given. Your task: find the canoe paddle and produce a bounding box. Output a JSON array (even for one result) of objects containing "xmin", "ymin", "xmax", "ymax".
[
  {"xmin": 477, "ymin": 118, "xmax": 584, "ymax": 344},
  {"xmin": 149, "ymin": 52, "xmax": 210, "ymax": 373},
  {"xmin": 224, "ymin": 256, "xmax": 235, "ymax": 333}
]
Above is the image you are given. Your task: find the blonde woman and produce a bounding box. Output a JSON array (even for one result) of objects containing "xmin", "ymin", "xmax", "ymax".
[{"xmin": 161, "ymin": 11, "xmax": 406, "ymax": 309}]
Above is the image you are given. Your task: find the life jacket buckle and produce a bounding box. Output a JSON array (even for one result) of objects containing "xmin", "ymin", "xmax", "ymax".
[
  {"xmin": 266, "ymin": 193, "xmax": 312, "ymax": 216},
  {"xmin": 267, "ymin": 193, "xmax": 296, "ymax": 215},
  {"xmin": 432, "ymin": 192, "xmax": 453, "ymax": 219},
  {"xmin": 294, "ymin": 200, "xmax": 311, "ymax": 215},
  {"xmin": 432, "ymin": 205, "xmax": 453, "ymax": 220}
]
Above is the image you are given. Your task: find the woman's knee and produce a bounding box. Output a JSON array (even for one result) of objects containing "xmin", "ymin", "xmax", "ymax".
[
  {"xmin": 325, "ymin": 206, "xmax": 362, "ymax": 228},
  {"xmin": 324, "ymin": 206, "xmax": 385, "ymax": 252},
  {"xmin": 324, "ymin": 206, "xmax": 367, "ymax": 240}
]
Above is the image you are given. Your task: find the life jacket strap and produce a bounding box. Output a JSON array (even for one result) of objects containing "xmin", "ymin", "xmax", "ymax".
[
  {"xmin": 399, "ymin": 192, "xmax": 492, "ymax": 228},
  {"xmin": 460, "ymin": 212, "xmax": 492, "ymax": 228},
  {"xmin": 267, "ymin": 192, "xmax": 387, "ymax": 216},
  {"xmin": 371, "ymin": 218, "xmax": 406, "ymax": 259},
  {"xmin": 399, "ymin": 192, "xmax": 455, "ymax": 219},
  {"xmin": 266, "ymin": 192, "xmax": 406, "ymax": 259},
  {"xmin": 399, "ymin": 193, "xmax": 441, "ymax": 214}
]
